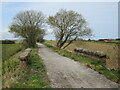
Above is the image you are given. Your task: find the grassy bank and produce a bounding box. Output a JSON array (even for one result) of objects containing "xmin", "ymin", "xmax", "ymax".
[
  {"xmin": 43, "ymin": 42, "xmax": 119, "ymax": 83},
  {"xmin": 2, "ymin": 44, "xmax": 23, "ymax": 61},
  {"xmin": 3, "ymin": 46, "xmax": 51, "ymax": 88},
  {"xmin": 2, "ymin": 50, "xmax": 23, "ymax": 88}
]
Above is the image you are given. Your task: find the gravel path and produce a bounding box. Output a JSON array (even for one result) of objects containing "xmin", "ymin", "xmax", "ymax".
[{"xmin": 37, "ymin": 43, "xmax": 118, "ymax": 88}]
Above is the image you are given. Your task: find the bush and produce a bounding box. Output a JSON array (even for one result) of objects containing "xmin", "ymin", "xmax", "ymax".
[
  {"xmin": 88, "ymin": 39, "xmax": 91, "ymax": 41},
  {"xmin": 1, "ymin": 40, "xmax": 15, "ymax": 44}
]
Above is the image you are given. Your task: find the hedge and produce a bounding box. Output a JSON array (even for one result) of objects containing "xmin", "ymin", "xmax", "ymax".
[{"xmin": 0, "ymin": 40, "xmax": 15, "ymax": 44}]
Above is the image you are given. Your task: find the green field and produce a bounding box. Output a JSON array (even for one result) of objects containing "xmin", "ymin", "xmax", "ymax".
[{"xmin": 2, "ymin": 44, "xmax": 23, "ymax": 61}]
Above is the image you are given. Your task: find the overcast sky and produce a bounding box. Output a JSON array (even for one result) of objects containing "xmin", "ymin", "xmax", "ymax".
[{"xmin": 1, "ymin": 2, "xmax": 118, "ymax": 40}]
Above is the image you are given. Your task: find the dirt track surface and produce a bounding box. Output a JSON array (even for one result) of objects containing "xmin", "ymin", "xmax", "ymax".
[{"xmin": 37, "ymin": 43, "xmax": 118, "ymax": 88}]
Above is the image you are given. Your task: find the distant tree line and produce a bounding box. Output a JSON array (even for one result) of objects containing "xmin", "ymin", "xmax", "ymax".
[{"xmin": 0, "ymin": 40, "xmax": 15, "ymax": 44}]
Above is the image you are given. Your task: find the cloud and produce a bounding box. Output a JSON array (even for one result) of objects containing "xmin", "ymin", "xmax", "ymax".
[
  {"xmin": 0, "ymin": 28, "xmax": 55, "ymax": 40},
  {"xmin": 0, "ymin": 28, "xmax": 16, "ymax": 40},
  {"xmin": 46, "ymin": 28, "xmax": 53, "ymax": 34},
  {"xmin": 44, "ymin": 28, "xmax": 55, "ymax": 40},
  {"xmin": 1, "ymin": 28, "xmax": 9, "ymax": 33}
]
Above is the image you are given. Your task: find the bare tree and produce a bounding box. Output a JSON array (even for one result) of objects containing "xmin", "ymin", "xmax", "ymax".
[
  {"xmin": 48, "ymin": 9, "xmax": 92, "ymax": 49},
  {"xmin": 9, "ymin": 10, "xmax": 45, "ymax": 47}
]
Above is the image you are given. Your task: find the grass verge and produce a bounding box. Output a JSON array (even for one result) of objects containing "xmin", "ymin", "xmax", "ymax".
[
  {"xmin": 12, "ymin": 47, "xmax": 51, "ymax": 88},
  {"xmin": 3, "ymin": 46, "xmax": 51, "ymax": 88},
  {"xmin": 2, "ymin": 51, "xmax": 23, "ymax": 88},
  {"xmin": 2, "ymin": 44, "xmax": 23, "ymax": 61},
  {"xmin": 43, "ymin": 42, "xmax": 120, "ymax": 83}
]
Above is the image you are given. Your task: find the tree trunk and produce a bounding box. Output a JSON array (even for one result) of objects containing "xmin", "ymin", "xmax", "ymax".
[
  {"xmin": 62, "ymin": 40, "xmax": 73, "ymax": 49},
  {"xmin": 62, "ymin": 36, "xmax": 77, "ymax": 49}
]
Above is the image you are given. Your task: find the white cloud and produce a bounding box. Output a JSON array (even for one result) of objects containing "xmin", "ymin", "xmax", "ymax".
[
  {"xmin": 1, "ymin": 28, "xmax": 9, "ymax": 33},
  {"xmin": 0, "ymin": 28, "xmax": 17, "ymax": 40},
  {"xmin": 46, "ymin": 28, "xmax": 53, "ymax": 34},
  {"xmin": 44, "ymin": 28, "xmax": 55, "ymax": 40},
  {"xmin": 0, "ymin": 28, "xmax": 55, "ymax": 40}
]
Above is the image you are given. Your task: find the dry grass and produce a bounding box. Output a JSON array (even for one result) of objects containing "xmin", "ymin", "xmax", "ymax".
[{"xmin": 46, "ymin": 40, "xmax": 119, "ymax": 69}]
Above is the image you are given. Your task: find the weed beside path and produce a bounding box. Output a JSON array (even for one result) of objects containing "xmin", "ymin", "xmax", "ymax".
[
  {"xmin": 12, "ymin": 48, "xmax": 51, "ymax": 88},
  {"xmin": 3, "ymin": 47, "xmax": 51, "ymax": 88}
]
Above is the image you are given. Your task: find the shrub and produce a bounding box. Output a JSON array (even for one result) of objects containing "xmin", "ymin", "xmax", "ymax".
[{"xmin": 88, "ymin": 39, "xmax": 91, "ymax": 41}]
